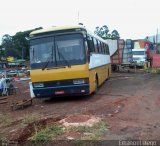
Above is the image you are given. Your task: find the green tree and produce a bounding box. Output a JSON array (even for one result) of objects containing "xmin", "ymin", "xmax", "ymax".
[
  {"xmin": 94, "ymin": 27, "xmax": 100, "ymax": 37},
  {"xmin": 1, "ymin": 34, "xmax": 14, "ymax": 59},
  {"xmin": 102, "ymin": 25, "xmax": 109, "ymax": 38},
  {"xmin": 94, "ymin": 25, "xmax": 120, "ymax": 40},
  {"xmin": 1, "ymin": 34, "xmax": 13, "ymax": 49},
  {"xmin": 12, "ymin": 27, "xmax": 42, "ymax": 59},
  {"xmin": 0, "ymin": 27, "xmax": 43, "ymax": 60},
  {"xmin": 111, "ymin": 30, "xmax": 120, "ymax": 39},
  {"xmin": 94, "ymin": 25, "xmax": 109, "ymax": 39}
]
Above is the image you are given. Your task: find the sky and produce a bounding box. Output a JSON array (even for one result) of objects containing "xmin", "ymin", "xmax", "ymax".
[{"xmin": 0, "ymin": 0, "xmax": 160, "ymax": 42}]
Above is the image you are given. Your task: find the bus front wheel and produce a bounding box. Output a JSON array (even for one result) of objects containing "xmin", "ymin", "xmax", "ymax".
[{"xmin": 94, "ymin": 76, "xmax": 98, "ymax": 94}]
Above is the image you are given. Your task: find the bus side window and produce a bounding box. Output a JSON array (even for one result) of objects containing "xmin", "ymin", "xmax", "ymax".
[
  {"xmin": 99, "ymin": 41, "xmax": 102, "ymax": 53},
  {"xmin": 100, "ymin": 42, "xmax": 103, "ymax": 54},
  {"xmin": 93, "ymin": 38, "xmax": 98, "ymax": 53},
  {"xmin": 87, "ymin": 36, "xmax": 94, "ymax": 53},
  {"xmin": 97, "ymin": 40, "xmax": 100, "ymax": 53},
  {"xmin": 104, "ymin": 44, "xmax": 107, "ymax": 54},
  {"xmin": 91, "ymin": 37, "xmax": 95, "ymax": 52},
  {"xmin": 106, "ymin": 45, "xmax": 109, "ymax": 55},
  {"xmin": 102, "ymin": 43, "xmax": 105, "ymax": 54},
  {"xmin": 102, "ymin": 43, "xmax": 104, "ymax": 53}
]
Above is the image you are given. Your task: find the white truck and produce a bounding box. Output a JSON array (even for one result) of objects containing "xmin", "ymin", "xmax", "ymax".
[{"xmin": 132, "ymin": 48, "xmax": 147, "ymax": 67}]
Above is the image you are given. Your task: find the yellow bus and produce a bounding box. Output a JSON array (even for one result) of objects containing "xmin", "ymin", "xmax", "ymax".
[{"xmin": 29, "ymin": 25, "xmax": 111, "ymax": 98}]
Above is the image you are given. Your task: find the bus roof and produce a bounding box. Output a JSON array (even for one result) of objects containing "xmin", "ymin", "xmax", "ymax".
[
  {"xmin": 30, "ymin": 25, "xmax": 107, "ymax": 44},
  {"xmin": 30, "ymin": 25, "xmax": 85, "ymax": 36}
]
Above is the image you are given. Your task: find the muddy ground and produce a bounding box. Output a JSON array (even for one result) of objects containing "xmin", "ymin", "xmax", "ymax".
[{"xmin": 0, "ymin": 71, "xmax": 160, "ymax": 144}]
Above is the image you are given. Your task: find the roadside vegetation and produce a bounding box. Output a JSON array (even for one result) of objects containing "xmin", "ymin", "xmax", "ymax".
[
  {"xmin": 0, "ymin": 114, "xmax": 13, "ymax": 126},
  {"xmin": 22, "ymin": 114, "xmax": 40, "ymax": 125},
  {"xmin": 0, "ymin": 27, "xmax": 42, "ymax": 60},
  {"xmin": 31, "ymin": 124, "xmax": 64, "ymax": 142},
  {"xmin": 145, "ymin": 67, "xmax": 160, "ymax": 74},
  {"xmin": 71, "ymin": 121, "xmax": 108, "ymax": 146},
  {"xmin": 29, "ymin": 118, "xmax": 108, "ymax": 146},
  {"xmin": 70, "ymin": 121, "xmax": 108, "ymax": 140}
]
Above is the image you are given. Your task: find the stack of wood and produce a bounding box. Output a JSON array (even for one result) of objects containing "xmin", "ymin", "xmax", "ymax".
[{"xmin": 11, "ymin": 98, "xmax": 33, "ymax": 110}]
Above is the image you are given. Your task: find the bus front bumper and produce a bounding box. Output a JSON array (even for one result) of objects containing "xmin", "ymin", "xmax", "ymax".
[{"xmin": 33, "ymin": 84, "xmax": 89, "ymax": 98}]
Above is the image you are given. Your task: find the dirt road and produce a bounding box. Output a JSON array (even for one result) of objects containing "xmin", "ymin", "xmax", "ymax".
[
  {"xmin": 104, "ymin": 73, "xmax": 160, "ymax": 140},
  {"xmin": 0, "ymin": 72, "xmax": 160, "ymax": 142}
]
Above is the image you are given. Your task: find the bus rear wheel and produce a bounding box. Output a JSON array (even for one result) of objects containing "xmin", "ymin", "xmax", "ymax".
[{"xmin": 108, "ymin": 69, "xmax": 110, "ymax": 79}]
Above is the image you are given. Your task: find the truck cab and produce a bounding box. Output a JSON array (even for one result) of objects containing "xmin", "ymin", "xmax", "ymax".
[{"xmin": 132, "ymin": 48, "xmax": 147, "ymax": 67}]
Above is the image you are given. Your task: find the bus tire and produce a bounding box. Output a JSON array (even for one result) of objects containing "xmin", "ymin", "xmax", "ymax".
[
  {"xmin": 112, "ymin": 65, "xmax": 117, "ymax": 72},
  {"xmin": 108, "ymin": 69, "xmax": 110, "ymax": 79},
  {"xmin": 94, "ymin": 75, "xmax": 98, "ymax": 94}
]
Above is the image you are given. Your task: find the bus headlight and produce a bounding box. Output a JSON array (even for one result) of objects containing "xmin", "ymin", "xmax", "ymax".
[
  {"xmin": 33, "ymin": 82, "xmax": 44, "ymax": 88},
  {"xmin": 73, "ymin": 79, "xmax": 87, "ymax": 85}
]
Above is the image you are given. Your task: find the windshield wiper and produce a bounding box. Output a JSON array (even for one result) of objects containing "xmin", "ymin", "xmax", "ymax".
[
  {"xmin": 42, "ymin": 46, "xmax": 54, "ymax": 71},
  {"xmin": 56, "ymin": 43, "xmax": 71, "ymax": 68}
]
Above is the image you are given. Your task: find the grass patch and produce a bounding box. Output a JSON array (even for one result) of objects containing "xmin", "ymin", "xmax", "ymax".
[
  {"xmin": 22, "ymin": 114, "xmax": 40, "ymax": 124},
  {"xmin": 31, "ymin": 124, "xmax": 64, "ymax": 142},
  {"xmin": 144, "ymin": 68, "xmax": 160, "ymax": 74},
  {"xmin": 73, "ymin": 126, "xmax": 92, "ymax": 133},
  {"xmin": 91, "ymin": 121, "xmax": 107, "ymax": 139},
  {"xmin": 71, "ymin": 121, "xmax": 108, "ymax": 141},
  {"xmin": 72, "ymin": 139, "xmax": 100, "ymax": 146},
  {"xmin": 144, "ymin": 67, "xmax": 152, "ymax": 73},
  {"xmin": 0, "ymin": 115, "xmax": 12, "ymax": 126},
  {"xmin": 72, "ymin": 139, "xmax": 89, "ymax": 146},
  {"xmin": 156, "ymin": 69, "xmax": 160, "ymax": 74}
]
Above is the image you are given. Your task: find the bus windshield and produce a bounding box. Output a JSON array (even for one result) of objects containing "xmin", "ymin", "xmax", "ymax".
[{"xmin": 30, "ymin": 34, "xmax": 85, "ymax": 69}]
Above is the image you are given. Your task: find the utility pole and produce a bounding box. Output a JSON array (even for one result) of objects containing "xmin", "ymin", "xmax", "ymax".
[
  {"xmin": 156, "ymin": 28, "xmax": 158, "ymax": 51},
  {"xmin": 78, "ymin": 11, "xmax": 79, "ymax": 24}
]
